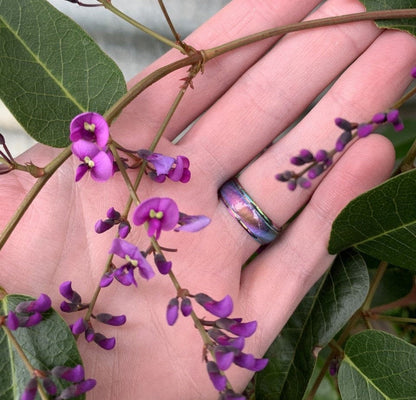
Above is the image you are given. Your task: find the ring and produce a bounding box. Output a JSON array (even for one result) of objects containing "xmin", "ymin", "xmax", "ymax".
[{"xmin": 219, "ymin": 178, "xmax": 281, "ymax": 245}]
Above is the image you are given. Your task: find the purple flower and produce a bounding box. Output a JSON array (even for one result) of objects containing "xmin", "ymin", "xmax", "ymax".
[
  {"xmin": 233, "ymin": 352, "xmax": 268, "ymax": 371},
  {"xmin": 118, "ymin": 221, "xmax": 131, "ymax": 238},
  {"xmin": 51, "ymin": 365, "xmax": 85, "ymax": 383},
  {"xmin": 70, "ymin": 112, "xmax": 109, "ymax": 149},
  {"xmin": 15, "ymin": 294, "xmax": 51, "ymax": 313},
  {"xmin": 166, "ymin": 298, "xmax": 179, "ymax": 326},
  {"xmin": 58, "ymin": 379, "xmax": 96, "ymax": 399},
  {"xmin": 195, "ymin": 293, "xmax": 233, "ymax": 318},
  {"xmin": 174, "ymin": 213, "xmax": 211, "ymax": 233},
  {"xmin": 93, "ymin": 333, "xmax": 116, "ymax": 350},
  {"xmin": 138, "ymin": 150, "xmax": 175, "ymax": 176},
  {"xmin": 154, "ymin": 253, "xmax": 172, "ymax": 275},
  {"xmin": 214, "ymin": 346, "xmax": 236, "ymax": 370},
  {"xmin": 59, "ymin": 281, "xmax": 81, "ymax": 305},
  {"xmin": 387, "ymin": 109, "xmax": 404, "ymax": 131},
  {"xmin": 72, "ymin": 140, "xmax": 114, "ymax": 182},
  {"xmin": 206, "ymin": 361, "xmax": 227, "ymax": 391},
  {"xmin": 94, "ymin": 219, "xmax": 114, "ymax": 233},
  {"xmin": 42, "ymin": 378, "xmax": 57, "ymax": 396},
  {"xmin": 96, "ymin": 313, "xmax": 126, "ymax": 326},
  {"xmin": 21, "ymin": 377, "xmax": 38, "ymax": 400},
  {"xmin": 6, "ymin": 311, "xmax": 19, "ymax": 330},
  {"xmin": 411, "ymin": 66, "xmax": 416, "ymax": 78},
  {"xmin": 216, "ymin": 318, "xmax": 257, "ymax": 338},
  {"xmin": 168, "ymin": 156, "xmax": 191, "ymax": 183},
  {"xmin": 307, "ymin": 164, "xmax": 325, "ymax": 180},
  {"xmin": 132, "ymin": 197, "xmax": 179, "ymax": 239},
  {"xmin": 109, "ymin": 238, "xmax": 155, "ymax": 281},
  {"xmin": 23, "ymin": 312, "xmax": 43, "ymax": 327},
  {"xmin": 208, "ymin": 329, "xmax": 245, "ymax": 350}
]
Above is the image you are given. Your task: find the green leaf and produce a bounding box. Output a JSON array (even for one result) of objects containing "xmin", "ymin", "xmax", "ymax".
[
  {"xmin": 361, "ymin": 0, "xmax": 416, "ymax": 36},
  {"xmin": 0, "ymin": 0, "xmax": 126, "ymax": 148},
  {"xmin": 338, "ymin": 330, "xmax": 416, "ymax": 399},
  {"xmin": 0, "ymin": 294, "xmax": 85, "ymax": 399},
  {"xmin": 328, "ymin": 169, "xmax": 416, "ymax": 271},
  {"xmin": 255, "ymin": 249, "xmax": 369, "ymax": 400}
]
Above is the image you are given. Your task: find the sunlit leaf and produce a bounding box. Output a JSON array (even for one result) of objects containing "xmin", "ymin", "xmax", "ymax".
[
  {"xmin": 0, "ymin": 0, "xmax": 126, "ymax": 147},
  {"xmin": 255, "ymin": 249, "xmax": 368, "ymax": 399}
]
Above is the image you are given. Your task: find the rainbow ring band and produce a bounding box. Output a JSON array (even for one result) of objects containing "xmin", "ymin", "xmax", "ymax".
[{"xmin": 219, "ymin": 178, "xmax": 281, "ymax": 245}]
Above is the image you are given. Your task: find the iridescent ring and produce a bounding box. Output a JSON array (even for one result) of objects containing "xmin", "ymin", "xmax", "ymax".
[{"xmin": 219, "ymin": 178, "xmax": 281, "ymax": 245}]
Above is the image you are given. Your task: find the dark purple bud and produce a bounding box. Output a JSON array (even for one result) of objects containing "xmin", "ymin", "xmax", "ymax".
[
  {"xmin": 297, "ymin": 177, "xmax": 311, "ymax": 189},
  {"xmin": 412, "ymin": 67, "xmax": 416, "ymax": 78},
  {"xmin": 206, "ymin": 361, "xmax": 227, "ymax": 391},
  {"xmin": 93, "ymin": 333, "xmax": 116, "ymax": 350},
  {"xmin": 154, "ymin": 253, "xmax": 172, "ymax": 275},
  {"xmin": 307, "ymin": 164, "xmax": 324, "ymax": 180},
  {"xmin": 387, "ymin": 109, "xmax": 404, "ymax": 131},
  {"xmin": 275, "ymin": 170, "xmax": 293, "ymax": 182},
  {"xmin": 16, "ymin": 294, "xmax": 51, "ymax": 313},
  {"xmin": 24, "ymin": 312, "xmax": 43, "ymax": 327},
  {"xmin": 52, "ymin": 365, "xmax": 85, "ymax": 383},
  {"xmin": 290, "ymin": 156, "xmax": 305, "ymax": 166},
  {"xmin": 335, "ymin": 130, "xmax": 352, "ymax": 152},
  {"xmin": 60, "ymin": 301, "xmax": 78, "ymax": 313},
  {"xmin": 372, "ymin": 112, "xmax": 387, "ymax": 124},
  {"xmin": 71, "ymin": 317, "xmax": 87, "ymax": 335},
  {"xmin": 357, "ymin": 124, "xmax": 374, "ymax": 138},
  {"xmin": 58, "ymin": 379, "xmax": 96, "ymax": 399},
  {"xmin": 216, "ymin": 318, "xmax": 257, "ymax": 338},
  {"xmin": 208, "ymin": 329, "xmax": 245, "ymax": 350},
  {"xmin": 214, "ymin": 346, "xmax": 236, "ymax": 370},
  {"xmin": 85, "ymin": 327, "xmax": 95, "ymax": 342},
  {"xmin": 106, "ymin": 207, "xmax": 120, "ymax": 220},
  {"xmin": 329, "ymin": 358, "xmax": 340, "ymax": 376},
  {"xmin": 287, "ymin": 180, "xmax": 297, "ymax": 191},
  {"xmin": 334, "ymin": 117, "xmax": 352, "ymax": 131},
  {"xmin": 118, "ymin": 221, "xmax": 131, "ymax": 238},
  {"xmin": 59, "ymin": 281, "xmax": 82, "ymax": 305},
  {"xmin": 180, "ymin": 297, "xmax": 192, "ymax": 317},
  {"xmin": 299, "ymin": 149, "xmax": 314, "ymax": 163},
  {"xmin": 95, "ymin": 219, "xmax": 114, "ymax": 234},
  {"xmin": 21, "ymin": 377, "xmax": 38, "ymax": 400},
  {"xmin": 315, "ymin": 149, "xmax": 328, "ymax": 162},
  {"xmin": 96, "ymin": 313, "xmax": 126, "ymax": 326},
  {"xmin": 233, "ymin": 352, "xmax": 268, "ymax": 371},
  {"xmin": 195, "ymin": 293, "xmax": 233, "ymax": 318},
  {"xmin": 42, "ymin": 377, "xmax": 57, "ymax": 395},
  {"xmin": 166, "ymin": 298, "xmax": 179, "ymax": 326},
  {"xmin": 6, "ymin": 311, "xmax": 19, "ymax": 330}
]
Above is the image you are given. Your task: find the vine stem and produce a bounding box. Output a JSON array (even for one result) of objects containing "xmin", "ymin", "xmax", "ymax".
[
  {"xmin": 96, "ymin": 0, "xmax": 184, "ymax": 53},
  {"xmin": 1, "ymin": 325, "xmax": 49, "ymax": 400}
]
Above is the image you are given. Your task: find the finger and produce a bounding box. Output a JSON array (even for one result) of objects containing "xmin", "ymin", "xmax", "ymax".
[
  {"xmin": 111, "ymin": 0, "xmax": 322, "ymax": 146},
  {"xmin": 209, "ymin": 28, "xmax": 416, "ymax": 264},
  {"xmin": 182, "ymin": 0, "xmax": 380, "ymax": 177},
  {"xmin": 238, "ymin": 133, "xmax": 395, "ymax": 352}
]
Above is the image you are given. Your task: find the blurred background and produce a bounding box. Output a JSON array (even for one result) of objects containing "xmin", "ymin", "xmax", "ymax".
[{"xmin": 1, "ymin": 0, "xmax": 230, "ymax": 155}]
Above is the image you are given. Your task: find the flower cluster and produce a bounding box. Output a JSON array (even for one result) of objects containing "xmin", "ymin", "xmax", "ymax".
[
  {"xmin": 276, "ymin": 109, "xmax": 405, "ymax": 190},
  {"xmin": 70, "ymin": 112, "xmax": 114, "ymax": 182},
  {"xmin": 59, "ymin": 281, "xmax": 125, "ymax": 350},
  {"xmin": 95, "ymin": 207, "xmax": 131, "ymax": 238},
  {"xmin": 21, "ymin": 365, "xmax": 95, "ymax": 400},
  {"xmin": 5, "ymin": 294, "xmax": 51, "ymax": 330},
  {"xmin": 165, "ymin": 290, "xmax": 267, "ymax": 398}
]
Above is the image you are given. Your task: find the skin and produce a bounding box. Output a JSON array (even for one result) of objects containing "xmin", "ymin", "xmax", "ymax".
[{"xmin": 1, "ymin": 0, "xmax": 416, "ymax": 398}]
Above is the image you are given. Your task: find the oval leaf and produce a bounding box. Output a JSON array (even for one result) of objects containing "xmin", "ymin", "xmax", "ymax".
[
  {"xmin": 339, "ymin": 330, "xmax": 416, "ymax": 399},
  {"xmin": 329, "ymin": 169, "xmax": 416, "ymax": 271},
  {"xmin": 0, "ymin": 0, "xmax": 126, "ymax": 147},
  {"xmin": 255, "ymin": 249, "xmax": 369, "ymax": 399},
  {"xmin": 0, "ymin": 294, "xmax": 85, "ymax": 399},
  {"xmin": 361, "ymin": 0, "xmax": 416, "ymax": 37}
]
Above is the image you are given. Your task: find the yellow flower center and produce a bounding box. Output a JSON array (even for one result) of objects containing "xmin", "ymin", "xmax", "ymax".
[
  {"xmin": 125, "ymin": 255, "xmax": 138, "ymax": 267},
  {"xmin": 84, "ymin": 122, "xmax": 96, "ymax": 132},
  {"xmin": 149, "ymin": 209, "xmax": 164, "ymax": 219},
  {"xmin": 84, "ymin": 156, "xmax": 94, "ymax": 168}
]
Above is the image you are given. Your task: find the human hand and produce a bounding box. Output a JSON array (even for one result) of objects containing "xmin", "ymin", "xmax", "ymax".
[{"xmin": 1, "ymin": 0, "xmax": 416, "ymax": 398}]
